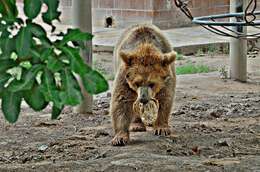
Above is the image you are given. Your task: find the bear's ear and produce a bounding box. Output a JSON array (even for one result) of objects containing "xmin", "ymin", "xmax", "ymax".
[
  {"xmin": 120, "ymin": 51, "xmax": 132, "ymax": 66},
  {"xmin": 162, "ymin": 51, "xmax": 176, "ymax": 66}
]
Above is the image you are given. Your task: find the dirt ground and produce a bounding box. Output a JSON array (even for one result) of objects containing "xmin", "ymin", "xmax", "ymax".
[{"xmin": 0, "ymin": 52, "xmax": 260, "ymax": 172}]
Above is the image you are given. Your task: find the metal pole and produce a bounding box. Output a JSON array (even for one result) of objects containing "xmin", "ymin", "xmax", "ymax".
[
  {"xmin": 72, "ymin": 0, "xmax": 93, "ymax": 114},
  {"xmin": 230, "ymin": 0, "xmax": 248, "ymax": 82}
]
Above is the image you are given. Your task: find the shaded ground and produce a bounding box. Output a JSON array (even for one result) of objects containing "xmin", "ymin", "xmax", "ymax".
[{"xmin": 0, "ymin": 53, "xmax": 260, "ymax": 172}]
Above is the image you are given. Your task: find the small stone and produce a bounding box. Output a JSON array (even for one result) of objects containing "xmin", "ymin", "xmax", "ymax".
[
  {"xmin": 190, "ymin": 105, "xmax": 196, "ymax": 110},
  {"xmin": 172, "ymin": 110, "xmax": 185, "ymax": 116},
  {"xmin": 191, "ymin": 146, "xmax": 201, "ymax": 155},
  {"xmin": 209, "ymin": 109, "xmax": 221, "ymax": 118},
  {"xmin": 248, "ymin": 109, "xmax": 254, "ymax": 114},
  {"xmin": 33, "ymin": 155, "xmax": 43, "ymax": 161},
  {"xmin": 106, "ymin": 92, "xmax": 111, "ymax": 97},
  {"xmin": 216, "ymin": 139, "xmax": 231, "ymax": 147},
  {"xmin": 38, "ymin": 144, "xmax": 48, "ymax": 152},
  {"xmin": 94, "ymin": 130, "xmax": 109, "ymax": 138},
  {"xmin": 244, "ymin": 103, "xmax": 250, "ymax": 107},
  {"xmin": 196, "ymin": 105, "xmax": 205, "ymax": 110}
]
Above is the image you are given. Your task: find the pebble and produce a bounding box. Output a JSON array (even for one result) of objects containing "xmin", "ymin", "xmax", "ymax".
[
  {"xmin": 216, "ymin": 138, "xmax": 231, "ymax": 147},
  {"xmin": 172, "ymin": 110, "xmax": 185, "ymax": 116},
  {"xmin": 38, "ymin": 144, "xmax": 48, "ymax": 152},
  {"xmin": 94, "ymin": 130, "xmax": 110, "ymax": 138},
  {"xmin": 208, "ymin": 109, "xmax": 226, "ymax": 118}
]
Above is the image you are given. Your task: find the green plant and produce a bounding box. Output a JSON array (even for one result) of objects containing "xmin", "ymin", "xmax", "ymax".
[
  {"xmin": 0, "ymin": 0, "xmax": 108, "ymax": 123},
  {"xmin": 176, "ymin": 63, "xmax": 210, "ymax": 75},
  {"xmin": 222, "ymin": 45, "xmax": 229, "ymax": 54},
  {"xmin": 207, "ymin": 44, "xmax": 219, "ymax": 57},
  {"xmin": 219, "ymin": 65, "xmax": 228, "ymax": 79},
  {"xmin": 195, "ymin": 48, "xmax": 204, "ymax": 57},
  {"xmin": 176, "ymin": 52, "xmax": 184, "ymax": 60}
]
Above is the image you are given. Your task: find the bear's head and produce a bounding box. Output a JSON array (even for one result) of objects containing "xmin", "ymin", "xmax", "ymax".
[{"xmin": 120, "ymin": 43, "xmax": 176, "ymax": 105}]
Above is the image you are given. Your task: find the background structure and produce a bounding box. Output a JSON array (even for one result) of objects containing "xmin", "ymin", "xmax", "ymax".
[{"xmin": 59, "ymin": 0, "xmax": 232, "ymax": 29}]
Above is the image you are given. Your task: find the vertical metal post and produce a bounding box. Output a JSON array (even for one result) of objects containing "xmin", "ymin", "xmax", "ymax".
[
  {"xmin": 72, "ymin": 0, "xmax": 93, "ymax": 114},
  {"xmin": 230, "ymin": 0, "xmax": 248, "ymax": 82}
]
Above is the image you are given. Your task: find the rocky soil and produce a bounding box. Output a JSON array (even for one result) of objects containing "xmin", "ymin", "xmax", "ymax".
[{"xmin": 0, "ymin": 53, "xmax": 260, "ymax": 172}]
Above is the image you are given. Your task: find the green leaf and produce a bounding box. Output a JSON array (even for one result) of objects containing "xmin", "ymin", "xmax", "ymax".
[
  {"xmin": 60, "ymin": 46, "xmax": 91, "ymax": 75},
  {"xmin": 82, "ymin": 70, "xmax": 109, "ymax": 94},
  {"xmin": 28, "ymin": 22, "xmax": 47, "ymax": 37},
  {"xmin": 59, "ymin": 29, "xmax": 93, "ymax": 46},
  {"xmin": 47, "ymin": 56, "xmax": 63, "ymax": 72},
  {"xmin": 24, "ymin": 84, "xmax": 48, "ymax": 111},
  {"xmin": 0, "ymin": 26, "xmax": 10, "ymax": 38},
  {"xmin": 24, "ymin": 0, "xmax": 42, "ymax": 19},
  {"xmin": 30, "ymin": 49, "xmax": 41, "ymax": 59},
  {"xmin": 40, "ymin": 69, "xmax": 63, "ymax": 109},
  {"xmin": 16, "ymin": 26, "xmax": 32, "ymax": 57},
  {"xmin": 41, "ymin": 37, "xmax": 52, "ymax": 47},
  {"xmin": 51, "ymin": 105, "xmax": 63, "ymax": 120},
  {"xmin": 1, "ymin": 91, "xmax": 22, "ymax": 123},
  {"xmin": 42, "ymin": 0, "xmax": 61, "ymax": 32},
  {"xmin": 0, "ymin": 59, "xmax": 16, "ymax": 73},
  {"xmin": 40, "ymin": 48, "xmax": 53, "ymax": 61},
  {"xmin": 59, "ymin": 69, "xmax": 82, "ymax": 106},
  {"xmin": 0, "ymin": 0, "xmax": 18, "ymax": 22},
  {"xmin": 30, "ymin": 48, "xmax": 42, "ymax": 63},
  {"xmin": 8, "ymin": 64, "xmax": 43, "ymax": 92},
  {"xmin": 0, "ymin": 37, "xmax": 16, "ymax": 60},
  {"xmin": 60, "ymin": 46, "xmax": 108, "ymax": 94},
  {"xmin": 0, "ymin": 73, "xmax": 11, "ymax": 93},
  {"xmin": 39, "ymin": 69, "xmax": 55, "ymax": 100}
]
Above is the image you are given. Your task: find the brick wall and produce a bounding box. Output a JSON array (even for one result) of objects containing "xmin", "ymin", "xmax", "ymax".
[
  {"xmin": 92, "ymin": 0, "xmax": 154, "ymax": 28},
  {"xmin": 16, "ymin": 0, "xmax": 260, "ymax": 29},
  {"xmin": 93, "ymin": 0, "xmax": 231, "ymax": 29}
]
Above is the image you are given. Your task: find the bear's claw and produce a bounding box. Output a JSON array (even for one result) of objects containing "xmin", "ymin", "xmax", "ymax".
[
  {"xmin": 154, "ymin": 127, "xmax": 171, "ymax": 136},
  {"xmin": 111, "ymin": 133, "xmax": 129, "ymax": 146}
]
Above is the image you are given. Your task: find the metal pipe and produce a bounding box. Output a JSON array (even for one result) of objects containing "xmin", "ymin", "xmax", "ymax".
[
  {"xmin": 72, "ymin": 0, "xmax": 93, "ymax": 114},
  {"xmin": 230, "ymin": 0, "xmax": 248, "ymax": 82}
]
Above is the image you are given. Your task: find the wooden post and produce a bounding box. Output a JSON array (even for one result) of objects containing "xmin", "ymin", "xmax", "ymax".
[
  {"xmin": 72, "ymin": 0, "xmax": 93, "ymax": 114},
  {"xmin": 230, "ymin": 0, "xmax": 248, "ymax": 82}
]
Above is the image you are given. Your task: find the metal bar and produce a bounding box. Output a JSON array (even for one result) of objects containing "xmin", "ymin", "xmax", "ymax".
[
  {"xmin": 230, "ymin": 0, "xmax": 248, "ymax": 82},
  {"xmin": 193, "ymin": 11, "xmax": 260, "ymax": 26},
  {"xmin": 72, "ymin": 0, "xmax": 93, "ymax": 114}
]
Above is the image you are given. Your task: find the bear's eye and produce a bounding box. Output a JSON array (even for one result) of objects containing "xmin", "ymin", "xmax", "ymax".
[{"xmin": 148, "ymin": 83, "xmax": 155, "ymax": 88}]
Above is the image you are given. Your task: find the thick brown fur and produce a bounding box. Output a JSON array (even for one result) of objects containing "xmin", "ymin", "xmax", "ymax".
[{"xmin": 110, "ymin": 24, "xmax": 176, "ymax": 146}]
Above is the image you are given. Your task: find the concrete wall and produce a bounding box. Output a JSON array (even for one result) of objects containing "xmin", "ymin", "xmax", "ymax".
[
  {"xmin": 92, "ymin": 0, "xmax": 154, "ymax": 28},
  {"xmin": 17, "ymin": 0, "xmax": 260, "ymax": 29},
  {"xmin": 91, "ymin": 0, "xmax": 231, "ymax": 29}
]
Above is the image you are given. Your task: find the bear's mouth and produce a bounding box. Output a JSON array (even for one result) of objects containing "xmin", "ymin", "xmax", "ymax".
[{"xmin": 133, "ymin": 98, "xmax": 159, "ymax": 126}]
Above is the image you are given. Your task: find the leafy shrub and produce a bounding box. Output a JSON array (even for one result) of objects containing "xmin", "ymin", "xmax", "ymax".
[
  {"xmin": 176, "ymin": 52, "xmax": 184, "ymax": 60},
  {"xmin": 176, "ymin": 63, "xmax": 210, "ymax": 75},
  {"xmin": 0, "ymin": 0, "xmax": 108, "ymax": 123}
]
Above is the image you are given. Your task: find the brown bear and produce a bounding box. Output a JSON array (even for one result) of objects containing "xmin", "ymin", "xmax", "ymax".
[{"xmin": 110, "ymin": 24, "xmax": 176, "ymax": 146}]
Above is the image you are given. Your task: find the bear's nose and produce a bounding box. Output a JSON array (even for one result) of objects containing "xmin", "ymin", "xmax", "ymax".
[{"xmin": 140, "ymin": 98, "xmax": 149, "ymax": 104}]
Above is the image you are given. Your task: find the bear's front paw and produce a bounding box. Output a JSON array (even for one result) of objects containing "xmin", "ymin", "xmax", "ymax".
[
  {"xmin": 154, "ymin": 127, "xmax": 171, "ymax": 136},
  {"xmin": 111, "ymin": 132, "xmax": 129, "ymax": 146},
  {"xmin": 130, "ymin": 122, "xmax": 146, "ymax": 132}
]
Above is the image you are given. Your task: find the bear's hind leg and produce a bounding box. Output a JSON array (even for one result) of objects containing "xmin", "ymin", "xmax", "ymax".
[{"xmin": 130, "ymin": 116, "xmax": 146, "ymax": 132}]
